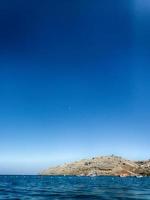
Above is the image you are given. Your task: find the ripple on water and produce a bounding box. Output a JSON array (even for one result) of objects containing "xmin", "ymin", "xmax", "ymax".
[{"xmin": 0, "ymin": 176, "xmax": 150, "ymax": 200}]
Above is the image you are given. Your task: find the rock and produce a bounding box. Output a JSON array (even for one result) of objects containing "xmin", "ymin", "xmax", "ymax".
[{"xmin": 40, "ymin": 155, "xmax": 150, "ymax": 176}]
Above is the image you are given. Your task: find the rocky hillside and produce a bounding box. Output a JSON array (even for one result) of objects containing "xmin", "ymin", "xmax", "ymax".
[
  {"xmin": 135, "ymin": 160, "xmax": 150, "ymax": 176},
  {"xmin": 40, "ymin": 155, "xmax": 150, "ymax": 176}
]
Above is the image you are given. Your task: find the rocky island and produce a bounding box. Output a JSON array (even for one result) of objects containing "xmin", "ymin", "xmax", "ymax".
[{"xmin": 41, "ymin": 155, "xmax": 150, "ymax": 176}]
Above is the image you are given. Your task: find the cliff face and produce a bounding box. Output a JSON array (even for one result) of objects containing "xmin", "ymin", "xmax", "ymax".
[{"xmin": 41, "ymin": 155, "xmax": 150, "ymax": 176}]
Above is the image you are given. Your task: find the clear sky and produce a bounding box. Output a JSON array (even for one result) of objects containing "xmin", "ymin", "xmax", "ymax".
[{"xmin": 0, "ymin": 0, "xmax": 150, "ymax": 174}]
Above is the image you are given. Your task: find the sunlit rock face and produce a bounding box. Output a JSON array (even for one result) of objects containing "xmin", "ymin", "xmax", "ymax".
[{"xmin": 40, "ymin": 155, "xmax": 150, "ymax": 176}]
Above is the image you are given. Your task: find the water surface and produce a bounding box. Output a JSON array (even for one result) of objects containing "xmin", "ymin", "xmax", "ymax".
[{"xmin": 0, "ymin": 176, "xmax": 150, "ymax": 199}]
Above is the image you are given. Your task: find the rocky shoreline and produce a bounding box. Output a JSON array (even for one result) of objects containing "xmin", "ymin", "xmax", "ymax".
[{"xmin": 41, "ymin": 155, "xmax": 150, "ymax": 177}]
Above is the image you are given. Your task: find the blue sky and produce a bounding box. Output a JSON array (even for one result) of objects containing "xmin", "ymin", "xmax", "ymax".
[{"xmin": 0, "ymin": 0, "xmax": 150, "ymax": 174}]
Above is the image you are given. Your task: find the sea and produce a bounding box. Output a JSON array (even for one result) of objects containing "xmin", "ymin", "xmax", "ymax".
[{"xmin": 0, "ymin": 175, "xmax": 149, "ymax": 199}]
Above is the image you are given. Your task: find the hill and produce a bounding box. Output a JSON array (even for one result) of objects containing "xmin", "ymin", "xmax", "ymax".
[{"xmin": 40, "ymin": 155, "xmax": 150, "ymax": 176}]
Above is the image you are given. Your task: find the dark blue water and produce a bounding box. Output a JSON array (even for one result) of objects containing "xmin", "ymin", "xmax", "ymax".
[{"xmin": 0, "ymin": 176, "xmax": 150, "ymax": 200}]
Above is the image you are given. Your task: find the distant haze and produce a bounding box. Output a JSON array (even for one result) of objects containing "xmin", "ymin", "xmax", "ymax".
[{"xmin": 0, "ymin": 0, "xmax": 150, "ymax": 174}]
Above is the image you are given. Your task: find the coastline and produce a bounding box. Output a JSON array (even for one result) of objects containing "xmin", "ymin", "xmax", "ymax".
[{"xmin": 40, "ymin": 155, "xmax": 150, "ymax": 177}]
